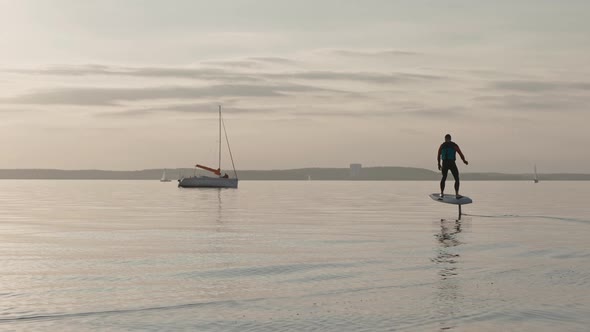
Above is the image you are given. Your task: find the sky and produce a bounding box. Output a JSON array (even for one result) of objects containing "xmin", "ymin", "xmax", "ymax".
[{"xmin": 1, "ymin": 0, "xmax": 589, "ymax": 172}]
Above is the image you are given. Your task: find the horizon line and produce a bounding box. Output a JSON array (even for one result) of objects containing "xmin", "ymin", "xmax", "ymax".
[{"xmin": 0, "ymin": 167, "xmax": 588, "ymax": 175}]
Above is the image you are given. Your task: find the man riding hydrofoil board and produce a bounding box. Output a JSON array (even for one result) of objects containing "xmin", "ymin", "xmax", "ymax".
[{"xmin": 437, "ymin": 134, "xmax": 468, "ymax": 199}]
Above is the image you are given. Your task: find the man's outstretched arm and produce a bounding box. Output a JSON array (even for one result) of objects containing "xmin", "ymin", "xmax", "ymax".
[{"xmin": 455, "ymin": 145, "xmax": 469, "ymax": 165}]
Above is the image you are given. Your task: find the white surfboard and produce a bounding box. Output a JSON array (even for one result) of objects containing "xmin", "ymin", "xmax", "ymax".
[{"xmin": 429, "ymin": 193, "xmax": 473, "ymax": 205}]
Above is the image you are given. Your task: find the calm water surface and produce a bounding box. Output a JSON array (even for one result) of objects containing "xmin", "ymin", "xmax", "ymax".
[{"xmin": 0, "ymin": 181, "xmax": 589, "ymax": 331}]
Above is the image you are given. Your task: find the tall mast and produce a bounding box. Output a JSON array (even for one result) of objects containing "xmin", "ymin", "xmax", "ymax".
[{"xmin": 218, "ymin": 105, "xmax": 222, "ymax": 171}]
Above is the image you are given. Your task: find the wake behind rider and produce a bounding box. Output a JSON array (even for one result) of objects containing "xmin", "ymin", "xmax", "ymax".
[{"xmin": 437, "ymin": 134, "xmax": 468, "ymax": 199}]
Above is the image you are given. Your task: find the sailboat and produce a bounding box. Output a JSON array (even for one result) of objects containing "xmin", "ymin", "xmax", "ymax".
[
  {"xmin": 160, "ymin": 169, "xmax": 171, "ymax": 182},
  {"xmin": 533, "ymin": 165, "xmax": 539, "ymax": 183},
  {"xmin": 178, "ymin": 106, "xmax": 238, "ymax": 189}
]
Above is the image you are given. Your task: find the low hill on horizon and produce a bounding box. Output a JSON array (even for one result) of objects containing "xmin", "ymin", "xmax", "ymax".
[{"xmin": 1, "ymin": 167, "xmax": 589, "ymax": 181}]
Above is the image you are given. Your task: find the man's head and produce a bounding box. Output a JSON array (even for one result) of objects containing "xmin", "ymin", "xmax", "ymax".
[{"xmin": 444, "ymin": 134, "xmax": 452, "ymax": 142}]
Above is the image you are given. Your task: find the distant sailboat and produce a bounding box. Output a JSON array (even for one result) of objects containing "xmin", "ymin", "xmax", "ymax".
[
  {"xmin": 178, "ymin": 106, "xmax": 238, "ymax": 188},
  {"xmin": 160, "ymin": 169, "xmax": 171, "ymax": 182},
  {"xmin": 533, "ymin": 165, "xmax": 539, "ymax": 183}
]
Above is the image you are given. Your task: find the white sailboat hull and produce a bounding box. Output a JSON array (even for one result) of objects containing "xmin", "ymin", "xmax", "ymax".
[{"xmin": 178, "ymin": 176, "xmax": 238, "ymax": 188}]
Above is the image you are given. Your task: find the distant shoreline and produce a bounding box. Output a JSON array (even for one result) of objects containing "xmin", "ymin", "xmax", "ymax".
[{"xmin": 1, "ymin": 167, "xmax": 589, "ymax": 181}]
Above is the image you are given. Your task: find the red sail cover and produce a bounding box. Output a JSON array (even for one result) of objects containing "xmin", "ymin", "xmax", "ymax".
[{"xmin": 196, "ymin": 164, "xmax": 221, "ymax": 176}]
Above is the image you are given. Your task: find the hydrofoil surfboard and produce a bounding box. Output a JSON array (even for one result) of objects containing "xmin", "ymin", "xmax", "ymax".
[{"xmin": 429, "ymin": 193, "xmax": 473, "ymax": 205}]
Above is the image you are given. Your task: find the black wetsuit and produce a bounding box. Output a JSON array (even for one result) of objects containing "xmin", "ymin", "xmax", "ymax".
[{"xmin": 438, "ymin": 141, "xmax": 463, "ymax": 194}]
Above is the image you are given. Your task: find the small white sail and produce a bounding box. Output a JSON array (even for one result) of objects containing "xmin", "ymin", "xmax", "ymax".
[
  {"xmin": 533, "ymin": 165, "xmax": 539, "ymax": 183},
  {"xmin": 161, "ymin": 169, "xmax": 171, "ymax": 182}
]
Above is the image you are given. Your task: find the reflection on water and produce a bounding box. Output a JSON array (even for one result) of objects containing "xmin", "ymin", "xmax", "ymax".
[
  {"xmin": 433, "ymin": 219, "xmax": 463, "ymax": 331},
  {"xmin": 0, "ymin": 181, "xmax": 589, "ymax": 331},
  {"xmin": 215, "ymin": 189, "xmax": 223, "ymax": 231}
]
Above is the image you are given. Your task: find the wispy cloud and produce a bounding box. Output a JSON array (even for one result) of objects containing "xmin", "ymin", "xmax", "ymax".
[
  {"xmin": 6, "ymin": 65, "xmax": 262, "ymax": 83},
  {"xmin": 5, "ymin": 64, "xmax": 444, "ymax": 85},
  {"xmin": 199, "ymin": 56, "xmax": 297, "ymax": 68},
  {"xmin": 492, "ymin": 80, "xmax": 590, "ymax": 92},
  {"xmin": 200, "ymin": 60, "xmax": 260, "ymax": 68},
  {"xmin": 266, "ymin": 71, "xmax": 444, "ymax": 84},
  {"xmin": 475, "ymin": 94, "xmax": 590, "ymax": 112},
  {"xmin": 247, "ymin": 56, "xmax": 298, "ymax": 65},
  {"xmin": 399, "ymin": 107, "xmax": 465, "ymax": 118},
  {"xmin": 321, "ymin": 48, "xmax": 420, "ymax": 57},
  {"xmin": 104, "ymin": 103, "xmax": 280, "ymax": 118},
  {"xmin": 2, "ymin": 84, "xmax": 345, "ymax": 106}
]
